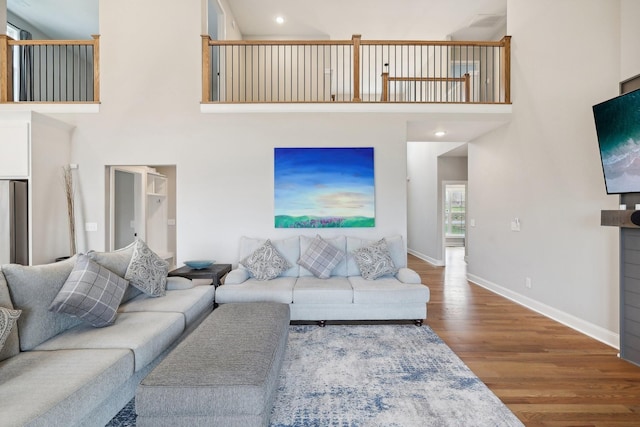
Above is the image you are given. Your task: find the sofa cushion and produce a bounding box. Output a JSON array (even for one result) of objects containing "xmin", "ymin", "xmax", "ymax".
[
  {"xmin": 0, "ymin": 271, "xmax": 19, "ymax": 362},
  {"xmin": 239, "ymin": 236, "xmax": 300, "ymax": 277},
  {"xmin": 87, "ymin": 242, "xmax": 142, "ymax": 303},
  {"xmin": 349, "ymin": 276, "xmax": 430, "ymax": 304},
  {"xmin": 49, "ymin": 254, "xmax": 128, "ymax": 328},
  {"xmin": 118, "ymin": 286, "xmax": 215, "ymax": 327},
  {"xmin": 0, "ymin": 348, "xmax": 133, "ymax": 427},
  {"xmin": 215, "ymin": 277, "xmax": 296, "ymax": 304},
  {"xmin": 87, "ymin": 242, "xmax": 135, "ymax": 277},
  {"xmin": 34, "ymin": 311, "xmax": 184, "ymax": 372},
  {"xmin": 293, "ymin": 277, "xmax": 353, "ymax": 304},
  {"xmin": 2, "ymin": 256, "xmax": 82, "ymax": 351},
  {"xmin": 383, "ymin": 235, "xmax": 407, "ymax": 269},
  {"xmin": 297, "ymin": 235, "xmax": 345, "ymax": 279},
  {"xmin": 241, "ymin": 239, "xmax": 292, "ymax": 281},
  {"xmin": 0, "ymin": 307, "xmax": 21, "ymax": 354},
  {"xmin": 125, "ymin": 239, "xmax": 169, "ymax": 297},
  {"xmin": 352, "ymin": 238, "xmax": 398, "ymax": 280}
]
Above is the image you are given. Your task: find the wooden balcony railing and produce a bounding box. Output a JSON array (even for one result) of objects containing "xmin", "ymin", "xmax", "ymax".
[
  {"xmin": 0, "ymin": 35, "xmax": 100, "ymax": 103},
  {"xmin": 202, "ymin": 34, "xmax": 511, "ymax": 104}
]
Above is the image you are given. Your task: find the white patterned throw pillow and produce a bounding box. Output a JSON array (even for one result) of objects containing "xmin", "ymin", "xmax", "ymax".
[
  {"xmin": 49, "ymin": 254, "xmax": 128, "ymax": 327},
  {"xmin": 241, "ymin": 239, "xmax": 292, "ymax": 281},
  {"xmin": 125, "ymin": 239, "xmax": 169, "ymax": 297},
  {"xmin": 352, "ymin": 238, "xmax": 398, "ymax": 280},
  {"xmin": 0, "ymin": 307, "xmax": 21, "ymax": 352},
  {"xmin": 298, "ymin": 235, "xmax": 344, "ymax": 279}
]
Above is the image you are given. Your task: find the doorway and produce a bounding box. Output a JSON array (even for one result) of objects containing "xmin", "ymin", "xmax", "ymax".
[
  {"xmin": 443, "ymin": 182, "xmax": 466, "ymax": 248},
  {"xmin": 106, "ymin": 165, "xmax": 177, "ymax": 266},
  {"xmin": 208, "ymin": 0, "xmax": 225, "ymax": 101},
  {"xmin": 113, "ymin": 168, "xmax": 142, "ymax": 249}
]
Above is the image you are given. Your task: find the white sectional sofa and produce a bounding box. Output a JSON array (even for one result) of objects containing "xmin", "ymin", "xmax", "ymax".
[
  {"xmin": 215, "ymin": 235, "xmax": 430, "ymax": 325},
  {"xmin": 0, "ymin": 243, "xmax": 215, "ymax": 427}
]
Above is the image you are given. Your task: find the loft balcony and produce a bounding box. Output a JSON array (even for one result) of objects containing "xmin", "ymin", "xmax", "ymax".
[
  {"xmin": 0, "ymin": 34, "xmax": 511, "ymax": 115},
  {"xmin": 201, "ymin": 35, "xmax": 511, "ymax": 106},
  {"xmin": 0, "ymin": 35, "xmax": 99, "ymax": 105}
]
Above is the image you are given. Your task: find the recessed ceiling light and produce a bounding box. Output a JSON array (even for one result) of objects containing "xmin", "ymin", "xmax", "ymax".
[
  {"xmin": 434, "ymin": 131, "xmax": 446, "ymax": 137},
  {"xmin": 275, "ymin": 16, "xmax": 285, "ymax": 25}
]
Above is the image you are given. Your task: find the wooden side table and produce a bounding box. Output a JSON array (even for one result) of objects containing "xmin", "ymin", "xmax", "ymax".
[{"xmin": 168, "ymin": 263, "xmax": 232, "ymax": 287}]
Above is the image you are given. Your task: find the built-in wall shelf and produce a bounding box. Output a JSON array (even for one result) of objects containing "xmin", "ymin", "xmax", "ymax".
[
  {"xmin": 146, "ymin": 173, "xmax": 167, "ymax": 197},
  {"xmin": 601, "ymin": 210, "xmax": 640, "ymax": 228}
]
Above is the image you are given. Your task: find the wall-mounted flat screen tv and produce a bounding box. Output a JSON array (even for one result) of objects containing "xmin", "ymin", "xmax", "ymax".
[{"xmin": 593, "ymin": 88, "xmax": 640, "ymax": 194}]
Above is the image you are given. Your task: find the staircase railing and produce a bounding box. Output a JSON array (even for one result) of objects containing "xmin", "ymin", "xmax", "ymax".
[
  {"xmin": 0, "ymin": 35, "xmax": 100, "ymax": 103},
  {"xmin": 202, "ymin": 34, "xmax": 511, "ymax": 104}
]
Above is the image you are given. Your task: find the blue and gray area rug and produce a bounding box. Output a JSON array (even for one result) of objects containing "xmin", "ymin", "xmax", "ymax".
[{"xmin": 107, "ymin": 324, "xmax": 523, "ymax": 427}]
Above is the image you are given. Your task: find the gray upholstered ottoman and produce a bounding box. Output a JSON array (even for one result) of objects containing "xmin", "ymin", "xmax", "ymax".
[{"xmin": 135, "ymin": 302, "xmax": 290, "ymax": 427}]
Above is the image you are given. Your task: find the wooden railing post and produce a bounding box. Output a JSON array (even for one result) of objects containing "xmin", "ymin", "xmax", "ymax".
[
  {"xmin": 463, "ymin": 73, "xmax": 470, "ymax": 102},
  {"xmin": 92, "ymin": 35, "xmax": 100, "ymax": 103},
  {"xmin": 0, "ymin": 35, "xmax": 12, "ymax": 103},
  {"xmin": 381, "ymin": 72, "xmax": 389, "ymax": 102},
  {"xmin": 201, "ymin": 35, "xmax": 211, "ymax": 103},
  {"xmin": 501, "ymin": 35, "xmax": 511, "ymax": 104},
  {"xmin": 352, "ymin": 34, "xmax": 361, "ymax": 102}
]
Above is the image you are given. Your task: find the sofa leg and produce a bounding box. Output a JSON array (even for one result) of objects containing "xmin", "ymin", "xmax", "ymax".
[
  {"xmin": 318, "ymin": 320, "xmax": 326, "ymax": 327},
  {"xmin": 414, "ymin": 319, "xmax": 423, "ymax": 327}
]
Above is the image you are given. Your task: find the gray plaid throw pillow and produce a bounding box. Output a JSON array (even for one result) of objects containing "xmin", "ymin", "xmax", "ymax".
[
  {"xmin": 49, "ymin": 254, "xmax": 128, "ymax": 327},
  {"xmin": 298, "ymin": 235, "xmax": 344, "ymax": 279}
]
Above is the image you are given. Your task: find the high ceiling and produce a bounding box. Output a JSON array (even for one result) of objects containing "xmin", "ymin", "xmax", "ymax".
[
  {"xmin": 7, "ymin": 0, "xmax": 98, "ymax": 40},
  {"xmin": 7, "ymin": 0, "xmax": 506, "ymax": 41},
  {"xmin": 226, "ymin": 0, "xmax": 506, "ymax": 40},
  {"xmin": 6, "ymin": 0, "xmax": 510, "ymax": 144}
]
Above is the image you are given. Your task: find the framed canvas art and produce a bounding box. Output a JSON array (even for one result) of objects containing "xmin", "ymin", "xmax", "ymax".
[{"xmin": 274, "ymin": 147, "xmax": 375, "ymax": 228}]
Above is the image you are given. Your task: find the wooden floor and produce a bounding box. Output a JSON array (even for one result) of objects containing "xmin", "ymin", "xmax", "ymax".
[{"xmin": 409, "ymin": 247, "xmax": 640, "ymax": 427}]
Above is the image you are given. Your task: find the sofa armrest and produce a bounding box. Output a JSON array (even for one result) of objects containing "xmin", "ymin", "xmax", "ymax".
[
  {"xmin": 166, "ymin": 276, "xmax": 195, "ymax": 290},
  {"xmin": 395, "ymin": 267, "xmax": 421, "ymax": 284},
  {"xmin": 223, "ymin": 268, "xmax": 250, "ymax": 285}
]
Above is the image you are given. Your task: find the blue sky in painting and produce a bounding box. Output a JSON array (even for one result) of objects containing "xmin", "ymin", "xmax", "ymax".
[{"xmin": 274, "ymin": 147, "xmax": 375, "ymax": 217}]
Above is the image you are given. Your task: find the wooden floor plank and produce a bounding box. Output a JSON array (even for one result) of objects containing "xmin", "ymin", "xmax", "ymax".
[{"xmin": 409, "ymin": 248, "xmax": 640, "ymax": 426}]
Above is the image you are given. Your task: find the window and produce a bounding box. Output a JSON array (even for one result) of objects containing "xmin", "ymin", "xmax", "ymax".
[
  {"xmin": 6, "ymin": 23, "xmax": 21, "ymax": 101},
  {"xmin": 444, "ymin": 184, "xmax": 466, "ymax": 238}
]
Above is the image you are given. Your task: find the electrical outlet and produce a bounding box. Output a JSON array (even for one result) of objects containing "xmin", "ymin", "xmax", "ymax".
[
  {"xmin": 469, "ymin": 219, "xmax": 476, "ymax": 227},
  {"xmin": 511, "ymin": 218, "xmax": 521, "ymax": 232},
  {"xmin": 525, "ymin": 277, "xmax": 532, "ymax": 289}
]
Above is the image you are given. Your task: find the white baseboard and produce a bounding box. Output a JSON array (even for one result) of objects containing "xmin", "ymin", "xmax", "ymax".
[
  {"xmin": 467, "ymin": 273, "xmax": 620, "ymax": 350},
  {"xmin": 408, "ymin": 249, "xmax": 444, "ymax": 267}
]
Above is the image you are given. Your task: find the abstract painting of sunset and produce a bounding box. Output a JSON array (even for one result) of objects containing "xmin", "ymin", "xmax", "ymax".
[{"xmin": 274, "ymin": 147, "xmax": 375, "ymax": 228}]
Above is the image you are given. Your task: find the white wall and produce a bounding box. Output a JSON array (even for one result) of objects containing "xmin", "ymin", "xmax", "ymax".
[
  {"xmin": 407, "ymin": 141, "xmax": 465, "ymax": 265},
  {"xmin": 27, "ymin": 113, "xmax": 73, "ymax": 263},
  {"xmin": 621, "ymin": 0, "xmax": 640, "ymax": 81},
  {"xmin": 467, "ymin": 0, "xmax": 622, "ymax": 346},
  {"xmin": 65, "ymin": 0, "xmax": 409, "ymax": 266}
]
